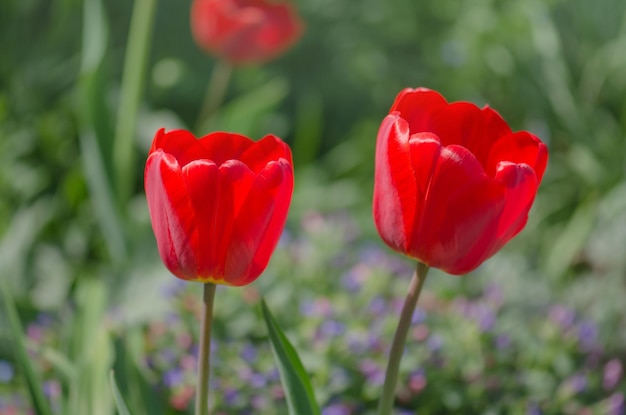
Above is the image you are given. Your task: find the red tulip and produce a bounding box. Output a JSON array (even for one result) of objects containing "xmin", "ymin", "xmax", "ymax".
[
  {"xmin": 373, "ymin": 88, "xmax": 548, "ymax": 275},
  {"xmin": 145, "ymin": 129, "xmax": 294, "ymax": 286},
  {"xmin": 190, "ymin": 0, "xmax": 304, "ymax": 65}
]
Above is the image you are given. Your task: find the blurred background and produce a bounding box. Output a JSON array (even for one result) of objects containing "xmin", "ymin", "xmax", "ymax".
[{"xmin": 1, "ymin": 0, "xmax": 626, "ymax": 413}]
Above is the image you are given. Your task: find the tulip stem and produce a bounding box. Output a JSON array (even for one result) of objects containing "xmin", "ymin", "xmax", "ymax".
[
  {"xmin": 377, "ymin": 262, "xmax": 430, "ymax": 415},
  {"xmin": 195, "ymin": 283, "xmax": 217, "ymax": 415},
  {"xmin": 195, "ymin": 60, "xmax": 232, "ymax": 134}
]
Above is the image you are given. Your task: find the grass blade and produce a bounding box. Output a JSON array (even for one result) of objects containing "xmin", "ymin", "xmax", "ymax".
[
  {"xmin": 260, "ymin": 299, "xmax": 320, "ymax": 415},
  {"xmin": 0, "ymin": 282, "xmax": 53, "ymax": 415},
  {"xmin": 112, "ymin": 0, "xmax": 158, "ymax": 205},
  {"xmin": 78, "ymin": 0, "xmax": 127, "ymax": 265},
  {"xmin": 110, "ymin": 370, "xmax": 133, "ymax": 415}
]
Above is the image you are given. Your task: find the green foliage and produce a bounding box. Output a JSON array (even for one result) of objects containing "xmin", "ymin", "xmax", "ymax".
[
  {"xmin": 110, "ymin": 371, "xmax": 132, "ymax": 415},
  {"xmin": 1, "ymin": 282, "xmax": 53, "ymax": 415},
  {"xmin": 1, "ymin": 0, "xmax": 626, "ymax": 413},
  {"xmin": 261, "ymin": 299, "xmax": 320, "ymax": 415}
]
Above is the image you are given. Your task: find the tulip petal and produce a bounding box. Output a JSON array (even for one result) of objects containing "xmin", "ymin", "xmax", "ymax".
[
  {"xmin": 257, "ymin": 4, "xmax": 301, "ymax": 50},
  {"xmin": 486, "ymin": 131, "xmax": 549, "ymax": 181},
  {"xmin": 240, "ymin": 134, "xmax": 293, "ymax": 174},
  {"xmin": 390, "ymin": 88, "xmax": 448, "ymax": 133},
  {"xmin": 373, "ymin": 114, "xmax": 417, "ymax": 254},
  {"xmin": 428, "ymin": 103, "xmax": 512, "ymax": 166},
  {"xmin": 214, "ymin": 160, "xmax": 257, "ymax": 278},
  {"xmin": 493, "ymin": 161, "xmax": 539, "ymax": 247},
  {"xmin": 197, "ymin": 131, "xmax": 255, "ymax": 167},
  {"xmin": 406, "ymin": 132, "xmax": 444, "ymax": 250},
  {"xmin": 415, "ymin": 145, "xmax": 505, "ymax": 274},
  {"xmin": 151, "ymin": 129, "xmax": 209, "ymax": 169},
  {"xmin": 183, "ymin": 159, "xmax": 258, "ymax": 282},
  {"xmin": 191, "ymin": 0, "xmax": 303, "ymax": 64},
  {"xmin": 182, "ymin": 160, "xmax": 220, "ymax": 279},
  {"xmin": 373, "ymin": 87, "xmax": 548, "ymax": 275},
  {"xmin": 225, "ymin": 159, "xmax": 293, "ymax": 285},
  {"xmin": 145, "ymin": 150, "xmax": 198, "ymax": 280}
]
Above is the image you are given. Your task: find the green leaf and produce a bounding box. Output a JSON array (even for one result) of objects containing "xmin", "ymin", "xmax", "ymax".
[
  {"xmin": 110, "ymin": 370, "xmax": 132, "ymax": 415},
  {"xmin": 200, "ymin": 78, "xmax": 289, "ymax": 137},
  {"xmin": 39, "ymin": 346, "xmax": 76, "ymax": 382},
  {"xmin": 0, "ymin": 282, "xmax": 54, "ymax": 415},
  {"xmin": 111, "ymin": 330, "xmax": 166, "ymax": 415},
  {"xmin": 112, "ymin": 0, "xmax": 158, "ymax": 205},
  {"xmin": 545, "ymin": 198, "xmax": 596, "ymax": 279},
  {"xmin": 260, "ymin": 299, "xmax": 320, "ymax": 415},
  {"xmin": 67, "ymin": 279, "xmax": 115, "ymax": 415},
  {"xmin": 78, "ymin": 0, "xmax": 127, "ymax": 265}
]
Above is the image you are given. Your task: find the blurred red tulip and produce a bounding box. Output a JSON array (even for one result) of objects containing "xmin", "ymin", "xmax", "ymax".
[
  {"xmin": 145, "ymin": 129, "xmax": 294, "ymax": 285},
  {"xmin": 190, "ymin": 0, "xmax": 304, "ymax": 65},
  {"xmin": 373, "ymin": 88, "xmax": 548, "ymax": 275}
]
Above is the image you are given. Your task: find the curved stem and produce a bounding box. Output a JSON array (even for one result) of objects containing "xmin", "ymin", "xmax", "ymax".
[
  {"xmin": 195, "ymin": 60, "xmax": 233, "ymax": 134},
  {"xmin": 195, "ymin": 283, "xmax": 217, "ymax": 415},
  {"xmin": 377, "ymin": 262, "xmax": 430, "ymax": 415}
]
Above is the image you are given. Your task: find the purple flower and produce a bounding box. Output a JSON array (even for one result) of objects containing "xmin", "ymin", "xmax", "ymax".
[
  {"xmin": 495, "ymin": 334, "xmax": 511, "ymax": 350},
  {"xmin": 320, "ymin": 320, "xmax": 346, "ymax": 337},
  {"xmin": 250, "ymin": 395, "xmax": 267, "ymax": 409},
  {"xmin": 411, "ymin": 308, "xmax": 426, "ymax": 325},
  {"xmin": 366, "ymin": 332, "xmax": 385, "ymax": 352},
  {"xmin": 413, "ymin": 324, "xmax": 429, "ymax": 342},
  {"xmin": 483, "ymin": 284, "xmax": 504, "ymax": 309},
  {"xmin": 36, "ymin": 313, "xmax": 54, "ymax": 327},
  {"xmin": 43, "ymin": 381, "xmax": 62, "ymax": 399},
  {"xmin": 249, "ymin": 373, "xmax": 267, "ymax": 388},
  {"xmin": 161, "ymin": 279, "xmax": 186, "ymax": 298},
  {"xmin": 240, "ymin": 344, "xmax": 258, "ymax": 362},
  {"xmin": 359, "ymin": 360, "xmax": 385, "ymax": 386},
  {"xmin": 266, "ymin": 368, "xmax": 280, "ymax": 382},
  {"xmin": 163, "ymin": 368, "xmax": 185, "ymax": 387},
  {"xmin": 562, "ymin": 374, "xmax": 587, "ymax": 394},
  {"xmin": 277, "ymin": 228, "xmax": 292, "ymax": 248},
  {"xmin": 473, "ymin": 303, "xmax": 495, "ymax": 332},
  {"xmin": 347, "ymin": 332, "xmax": 367, "ymax": 354},
  {"xmin": 577, "ymin": 320, "xmax": 599, "ymax": 350},
  {"xmin": 368, "ymin": 297, "xmax": 387, "ymax": 315},
  {"xmin": 0, "ymin": 360, "xmax": 14, "ymax": 383},
  {"xmin": 608, "ymin": 392, "xmax": 625, "ymax": 415},
  {"xmin": 426, "ymin": 335, "xmax": 443, "ymax": 352},
  {"xmin": 158, "ymin": 348, "xmax": 177, "ymax": 365},
  {"xmin": 605, "ymin": 359, "xmax": 624, "ymax": 391},
  {"xmin": 340, "ymin": 264, "xmax": 370, "ymax": 293},
  {"xmin": 301, "ymin": 298, "xmax": 333, "ymax": 318},
  {"xmin": 526, "ymin": 403, "xmax": 542, "ymax": 415},
  {"xmin": 223, "ymin": 387, "xmax": 239, "ymax": 405},
  {"xmin": 452, "ymin": 297, "xmax": 470, "ymax": 314},
  {"xmin": 26, "ymin": 324, "xmax": 44, "ymax": 342},
  {"xmin": 548, "ymin": 305, "xmax": 575, "ymax": 330},
  {"xmin": 408, "ymin": 369, "xmax": 427, "ymax": 392},
  {"xmin": 359, "ymin": 244, "xmax": 388, "ymax": 266},
  {"xmin": 322, "ymin": 403, "xmax": 352, "ymax": 415},
  {"xmin": 237, "ymin": 367, "xmax": 254, "ymax": 381},
  {"xmin": 301, "ymin": 211, "xmax": 324, "ymax": 232}
]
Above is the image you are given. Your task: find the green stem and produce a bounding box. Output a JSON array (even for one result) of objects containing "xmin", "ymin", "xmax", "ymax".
[
  {"xmin": 195, "ymin": 283, "xmax": 217, "ymax": 415},
  {"xmin": 112, "ymin": 0, "xmax": 157, "ymax": 207},
  {"xmin": 195, "ymin": 60, "xmax": 233, "ymax": 134},
  {"xmin": 377, "ymin": 262, "xmax": 430, "ymax": 415}
]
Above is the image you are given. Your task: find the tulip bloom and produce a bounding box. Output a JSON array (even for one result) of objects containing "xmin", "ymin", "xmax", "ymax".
[
  {"xmin": 373, "ymin": 88, "xmax": 548, "ymax": 275},
  {"xmin": 145, "ymin": 129, "xmax": 294, "ymax": 286},
  {"xmin": 190, "ymin": 0, "xmax": 304, "ymax": 65}
]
